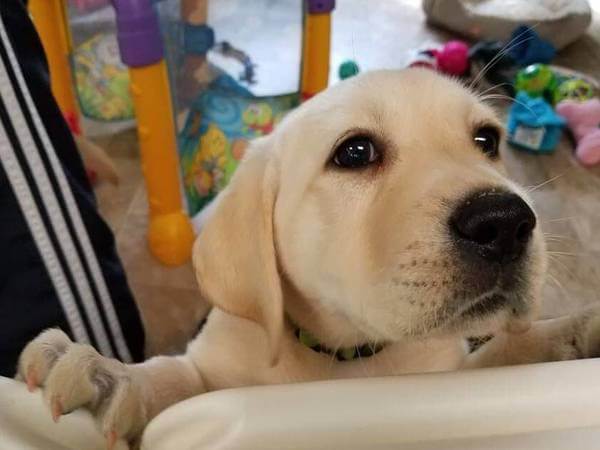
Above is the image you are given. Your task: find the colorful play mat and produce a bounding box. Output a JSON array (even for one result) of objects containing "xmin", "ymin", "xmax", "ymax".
[
  {"xmin": 73, "ymin": 33, "xmax": 134, "ymax": 121},
  {"xmin": 178, "ymin": 74, "xmax": 298, "ymax": 215}
]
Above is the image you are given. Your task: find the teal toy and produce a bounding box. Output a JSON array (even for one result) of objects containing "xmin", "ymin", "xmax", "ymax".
[
  {"xmin": 552, "ymin": 78, "xmax": 594, "ymax": 105},
  {"xmin": 339, "ymin": 60, "xmax": 360, "ymax": 80},
  {"xmin": 507, "ymin": 92, "xmax": 565, "ymax": 153},
  {"xmin": 515, "ymin": 64, "xmax": 556, "ymax": 100}
]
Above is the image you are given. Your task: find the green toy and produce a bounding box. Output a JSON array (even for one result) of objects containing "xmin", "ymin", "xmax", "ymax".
[
  {"xmin": 515, "ymin": 64, "xmax": 557, "ymax": 100},
  {"xmin": 339, "ymin": 60, "xmax": 360, "ymax": 80},
  {"xmin": 552, "ymin": 78, "xmax": 594, "ymax": 104}
]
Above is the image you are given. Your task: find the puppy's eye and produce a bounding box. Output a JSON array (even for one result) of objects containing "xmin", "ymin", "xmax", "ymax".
[
  {"xmin": 473, "ymin": 126, "xmax": 500, "ymax": 158},
  {"xmin": 332, "ymin": 137, "xmax": 379, "ymax": 169}
]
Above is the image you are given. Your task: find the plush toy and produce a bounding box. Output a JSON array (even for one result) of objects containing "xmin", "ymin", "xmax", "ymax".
[
  {"xmin": 410, "ymin": 40, "xmax": 470, "ymax": 75},
  {"xmin": 556, "ymin": 98, "xmax": 600, "ymax": 167},
  {"xmin": 515, "ymin": 64, "xmax": 556, "ymax": 100},
  {"xmin": 507, "ymin": 26, "xmax": 556, "ymax": 66},
  {"xmin": 553, "ymin": 78, "xmax": 595, "ymax": 105},
  {"xmin": 434, "ymin": 40, "xmax": 469, "ymax": 75},
  {"xmin": 507, "ymin": 92, "xmax": 565, "ymax": 153},
  {"xmin": 429, "ymin": 40, "xmax": 470, "ymax": 76}
]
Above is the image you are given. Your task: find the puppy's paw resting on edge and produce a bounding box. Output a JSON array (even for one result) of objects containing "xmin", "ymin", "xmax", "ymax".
[
  {"xmin": 465, "ymin": 305, "xmax": 600, "ymax": 368},
  {"xmin": 17, "ymin": 328, "xmax": 204, "ymax": 447},
  {"xmin": 570, "ymin": 307, "xmax": 600, "ymax": 359}
]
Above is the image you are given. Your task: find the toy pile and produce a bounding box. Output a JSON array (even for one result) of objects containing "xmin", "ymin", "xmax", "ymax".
[
  {"xmin": 508, "ymin": 63, "xmax": 600, "ymax": 166},
  {"xmin": 408, "ymin": 26, "xmax": 600, "ymax": 167},
  {"xmin": 407, "ymin": 26, "xmax": 558, "ymax": 80}
]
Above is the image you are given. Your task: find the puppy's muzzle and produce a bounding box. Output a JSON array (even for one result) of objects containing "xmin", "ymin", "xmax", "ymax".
[{"xmin": 450, "ymin": 189, "xmax": 536, "ymax": 264}]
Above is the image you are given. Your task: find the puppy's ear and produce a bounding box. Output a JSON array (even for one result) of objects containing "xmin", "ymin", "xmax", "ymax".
[{"xmin": 193, "ymin": 140, "xmax": 283, "ymax": 365}]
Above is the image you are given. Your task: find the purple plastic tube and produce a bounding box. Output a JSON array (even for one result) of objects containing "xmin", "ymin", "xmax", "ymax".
[
  {"xmin": 111, "ymin": 0, "xmax": 164, "ymax": 67},
  {"xmin": 306, "ymin": 0, "xmax": 335, "ymax": 14}
]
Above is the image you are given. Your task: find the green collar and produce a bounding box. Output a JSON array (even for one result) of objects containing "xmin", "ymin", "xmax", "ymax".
[{"xmin": 295, "ymin": 328, "xmax": 384, "ymax": 361}]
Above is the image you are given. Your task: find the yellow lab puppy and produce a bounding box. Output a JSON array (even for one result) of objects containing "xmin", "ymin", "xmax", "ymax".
[{"xmin": 17, "ymin": 69, "xmax": 600, "ymax": 446}]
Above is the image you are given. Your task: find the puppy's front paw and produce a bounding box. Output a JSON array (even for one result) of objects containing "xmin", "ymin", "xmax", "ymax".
[
  {"xmin": 574, "ymin": 310, "xmax": 600, "ymax": 359},
  {"xmin": 17, "ymin": 329, "xmax": 147, "ymax": 447}
]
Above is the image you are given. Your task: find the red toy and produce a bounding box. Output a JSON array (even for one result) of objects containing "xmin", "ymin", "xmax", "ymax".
[
  {"xmin": 432, "ymin": 40, "xmax": 470, "ymax": 76},
  {"xmin": 409, "ymin": 40, "xmax": 470, "ymax": 76}
]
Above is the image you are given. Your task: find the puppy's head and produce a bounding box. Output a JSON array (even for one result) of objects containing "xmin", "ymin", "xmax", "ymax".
[{"xmin": 193, "ymin": 69, "xmax": 547, "ymax": 360}]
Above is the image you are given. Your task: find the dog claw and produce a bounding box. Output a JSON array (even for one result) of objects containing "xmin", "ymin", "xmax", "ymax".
[
  {"xmin": 106, "ymin": 430, "xmax": 117, "ymax": 450},
  {"xmin": 50, "ymin": 397, "xmax": 62, "ymax": 423},
  {"xmin": 25, "ymin": 367, "xmax": 38, "ymax": 392}
]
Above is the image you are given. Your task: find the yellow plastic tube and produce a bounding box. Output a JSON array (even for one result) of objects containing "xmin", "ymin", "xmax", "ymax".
[
  {"xmin": 301, "ymin": 12, "xmax": 332, "ymax": 99},
  {"xmin": 128, "ymin": 62, "xmax": 195, "ymax": 266},
  {"xmin": 28, "ymin": 0, "xmax": 80, "ymax": 131}
]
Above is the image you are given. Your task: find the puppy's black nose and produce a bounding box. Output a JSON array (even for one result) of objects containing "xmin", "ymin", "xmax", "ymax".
[{"xmin": 451, "ymin": 190, "xmax": 536, "ymax": 264}]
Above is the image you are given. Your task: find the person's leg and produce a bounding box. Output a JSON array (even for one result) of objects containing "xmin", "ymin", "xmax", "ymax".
[{"xmin": 0, "ymin": 0, "xmax": 144, "ymax": 377}]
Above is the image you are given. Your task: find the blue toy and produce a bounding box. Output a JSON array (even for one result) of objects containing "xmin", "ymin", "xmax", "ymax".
[
  {"xmin": 507, "ymin": 92, "xmax": 565, "ymax": 153},
  {"xmin": 507, "ymin": 26, "xmax": 556, "ymax": 67}
]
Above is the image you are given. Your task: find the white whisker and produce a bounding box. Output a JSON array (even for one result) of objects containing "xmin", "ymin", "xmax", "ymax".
[
  {"xmin": 476, "ymin": 82, "xmax": 514, "ymax": 98},
  {"xmin": 469, "ymin": 24, "xmax": 540, "ymax": 89},
  {"xmin": 543, "ymin": 216, "xmax": 577, "ymax": 223},
  {"xmin": 547, "ymin": 254, "xmax": 576, "ymax": 280},
  {"xmin": 526, "ymin": 173, "xmax": 564, "ymax": 193},
  {"xmin": 546, "ymin": 272, "xmax": 569, "ymax": 299},
  {"xmin": 547, "ymin": 251, "xmax": 579, "ymax": 257},
  {"xmin": 480, "ymin": 94, "xmax": 539, "ymax": 117}
]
